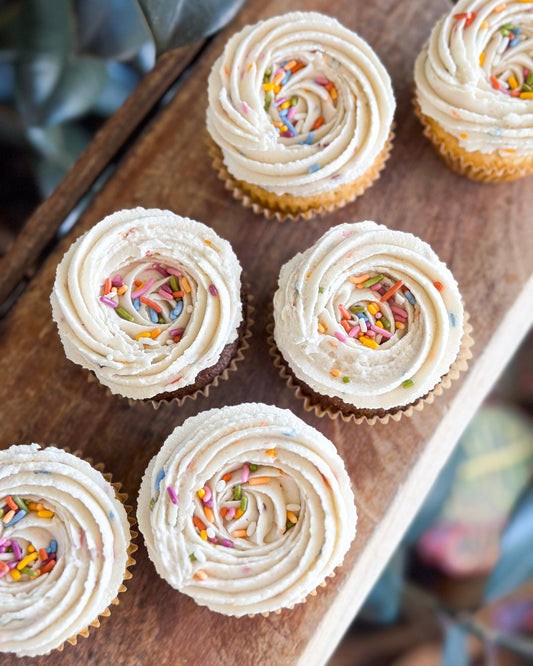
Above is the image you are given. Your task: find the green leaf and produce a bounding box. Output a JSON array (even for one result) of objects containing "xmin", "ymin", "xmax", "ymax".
[
  {"xmin": 484, "ymin": 483, "xmax": 533, "ymax": 603},
  {"xmin": 73, "ymin": 0, "xmax": 151, "ymax": 61},
  {"xmin": 138, "ymin": 0, "xmax": 247, "ymax": 55},
  {"xmin": 441, "ymin": 622, "xmax": 470, "ymax": 666}
]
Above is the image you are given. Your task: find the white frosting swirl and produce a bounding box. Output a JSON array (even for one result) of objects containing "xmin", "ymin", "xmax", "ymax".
[
  {"xmin": 51, "ymin": 208, "xmax": 243, "ymax": 400},
  {"xmin": 0, "ymin": 444, "xmax": 130, "ymax": 658},
  {"xmin": 274, "ymin": 222, "xmax": 464, "ymax": 411},
  {"xmin": 415, "ymin": 0, "xmax": 533, "ymax": 155},
  {"xmin": 137, "ymin": 404, "xmax": 357, "ymax": 616},
  {"xmin": 207, "ymin": 11, "xmax": 395, "ymax": 196}
]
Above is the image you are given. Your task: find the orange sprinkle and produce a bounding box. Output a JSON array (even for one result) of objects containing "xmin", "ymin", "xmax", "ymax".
[
  {"xmin": 349, "ymin": 274, "xmax": 370, "ymax": 285},
  {"xmin": 220, "ymin": 507, "xmax": 228, "ymax": 518},
  {"xmin": 433, "ymin": 281, "xmax": 444, "ymax": 292},
  {"xmin": 339, "ymin": 304, "xmax": 351, "ymax": 320},
  {"xmin": 520, "ymin": 92, "xmax": 533, "ymax": 99},
  {"xmin": 395, "ymin": 321, "xmax": 405, "ymax": 330},
  {"xmin": 451, "ymin": 110, "xmax": 460, "ymax": 119},
  {"xmin": 172, "ymin": 291, "xmax": 184, "ymax": 298},
  {"xmin": 39, "ymin": 548, "xmax": 48, "ymax": 561},
  {"xmin": 232, "ymin": 529, "xmax": 248, "ymax": 538},
  {"xmin": 287, "ymin": 511, "xmax": 298, "ymax": 524},
  {"xmin": 181, "ymin": 277, "xmax": 191, "ymax": 294},
  {"xmin": 117, "ymin": 284, "xmax": 128, "ymax": 295},
  {"xmin": 502, "ymin": 148, "xmax": 516, "ymax": 153},
  {"xmin": 247, "ymin": 63, "xmax": 253, "ymax": 73},
  {"xmin": 273, "ymin": 72, "xmax": 284, "ymax": 86},
  {"xmin": 203, "ymin": 506, "xmax": 214, "ymax": 523},
  {"xmin": 204, "ymin": 239, "xmax": 212, "ymax": 246},
  {"xmin": 375, "ymin": 320, "xmax": 384, "ymax": 329},
  {"xmin": 479, "ymin": 52, "xmax": 485, "ymax": 66},
  {"xmin": 493, "ymin": 3, "xmax": 506, "ymax": 13},
  {"xmin": 173, "ymin": 335, "xmax": 181, "ymax": 344},
  {"xmin": 104, "ymin": 278, "xmax": 112, "ymax": 295},
  {"xmin": 341, "ymin": 320, "xmax": 351, "ymax": 333},
  {"xmin": 150, "ymin": 328, "xmax": 161, "ymax": 339},
  {"xmin": 134, "ymin": 280, "xmax": 142, "ymax": 287},
  {"xmin": 140, "ymin": 297, "xmax": 162, "ymax": 313},
  {"xmin": 5, "ymin": 496, "xmax": 17, "ymax": 511},
  {"xmin": 193, "ymin": 516, "xmax": 206, "ymax": 531},
  {"xmin": 248, "ymin": 477, "xmax": 270, "ymax": 486},
  {"xmin": 28, "ymin": 502, "xmax": 43, "ymax": 511},
  {"xmin": 291, "ymin": 62, "xmax": 305, "ymax": 73},
  {"xmin": 194, "ymin": 569, "xmax": 208, "ymax": 581},
  {"xmin": 318, "ymin": 322, "xmax": 326, "ymax": 334},
  {"xmin": 312, "ymin": 116, "xmax": 325, "ymax": 130},
  {"xmin": 380, "ymin": 280, "xmax": 404, "ymax": 302},
  {"xmin": 330, "ymin": 87, "xmax": 337, "ymax": 100},
  {"xmin": 306, "ymin": 271, "xmax": 311, "ymax": 279},
  {"xmin": 235, "ymin": 509, "xmax": 244, "ymax": 520},
  {"xmin": 266, "ymin": 449, "xmax": 277, "ymax": 458},
  {"xmin": 284, "ymin": 60, "xmax": 296, "ymax": 71},
  {"xmin": 222, "ymin": 473, "xmax": 232, "ymax": 483},
  {"xmin": 460, "ymin": 132, "xmax": 468, "ymax": 139},
  {"xmin": 3, "ymin": 510, "xmax": 15, "ymax": 524},
  {"xmin": 330, "ymin": 368, "xmax": 342, "ymax": 377},
  {"xmin": 480, "ymin": 20, "xmax": 489, "ymax": 30},
  {"xmin": 329, "ymin": 342, "xmax": 337, "ymax": 348}
]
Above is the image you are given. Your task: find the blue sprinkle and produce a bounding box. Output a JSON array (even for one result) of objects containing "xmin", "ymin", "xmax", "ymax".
[
  {"xmin": 174, "ymin": 300, "xmax": 184, "ymax": 317},
  {"xmin": 34, "ymin": 470, "xmax": 51, "ymax": 475},
  {"xmin": 293, "ymin": 283, "xmax": 299, "ymax": 293},
  {"xmin": 50, "ymin": 540, "xmax": 57, "ymax": 553},
  {"xmin": 4, "ymin": 510, "xmax": 27, "ymax": 527},
  {"xmin": 404, "ymin": 290, "xmax": 416, "ymax": 305},
  {"xmin": 509, "ymin": 36, "xmax": 520, "ymax": 47},
  {"xmin": 133, "ymin": 297, "xmax": 140, "ymax": 311},
  {"xmin": 308, "ymin": 164, "xmax": 320, "ymax": 174},
  {"xmin": 283, "ymin": 428, "xmax": 297, "ymax": 437},
  {"xmin": 279, "ymin": 108, "xmax": 288, "ymax": 118},
  {"xmin": 489, "ymin": 127, "xmax": 503, "ymax": 137},
  {"xmin": 450, "ymin": 312, "xmax": 456, "ymax": 327},
  {"xmin": 109, "ymin": 511, "xmax": 114, "ymax": 520},
  {"xmin": 512, "ymin": 28, "xmax": 521, "ymax": 35},
  {"xmin": 156, "ymin": 469, "xmax": 166, "ymax": 492},
  {"xmin": 282, "ymin": 71, "xmax": 291, "ymax": 85},
  {"xmin": 281, "ymin": 60, "xmax": 288, "ymax": 67},
  {"xmin": 149, "ymin": 307, "xmax": 159, "ymax": 323},
  {"xmin": 284, "ymin": 119, "xmax": 297, "ymax": 135},
  {"xmin": 306, "ymin": 131, "xmax": 314, "ymax": 145}
]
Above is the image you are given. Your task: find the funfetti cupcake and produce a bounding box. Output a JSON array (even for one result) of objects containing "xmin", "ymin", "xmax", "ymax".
[
  {"xmin": 137, "ymin": 403, "xmax": 357, "ymax": 616},
  {"xmin": 51, "ymin": 208, "xmax": 248, "ymax": 404},
  {"xmin": 0, "ymin": 444, "xmax": 134, "ymax": 657},
  {"xmin": 271, "ymin": 222, "xmax": 473, "ymax": 423},
  {"xmin": 414, "ymin": 0, "xmax": 533, "ymax": 182},
  {"xmin": 207, "ymin": 11, "xmax": 395, "ymax": 220}
]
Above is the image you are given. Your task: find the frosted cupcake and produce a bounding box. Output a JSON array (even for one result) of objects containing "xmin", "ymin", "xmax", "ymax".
[
  {"xmin": 414, "ymin": 0, "xmax": 533, "ymax": 182},
  {"xmin": 51, "ymin": 208, "xmax": 247, "ymax": 402},
  {"xmin": 207, "ymin": 11, "xmax": 395, "ymax": 219},
  {"xmin": 272, "ymin": 222, "xmax": 472, "ymax": 422},
  {"xmin": 0, "ymin": 444, "xmax": 134, "ymax": 657},
  {"xmin": 137, "ymin": 403, "xmax": 357, "ymax": 616}
]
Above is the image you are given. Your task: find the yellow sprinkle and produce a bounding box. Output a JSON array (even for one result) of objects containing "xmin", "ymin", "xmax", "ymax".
[
  {"xmin": 194, "ymin": 569, "xmax": 208, "ymax": 581},
  {"xmin": 375, "ymin": 320, "xmax": 384, "ymax": 329},
  {"xmin": 10, "ymin": 569, "xmax": 21, "ymax": 581},
  {"xmin": 480, "ymin": 20, "xmax": 489, "ymax": 30},
  {"xmin": 247, "ymin": 63, "xmax": 253, "ymax": 73},
  {"xmin": 203, "ymin": 506, "xmax": 214, "ymax": 523},
  {"xmin": 235, "ymin": 509, "xmax": 244, "ymax": 520},
  {"xmin": 2, "ymin": 510, "xmax": 14, "ymax": 524},
  {"xmin": 493, "ymin": 2, "xmax": 506, "ymax": 12},
  {"xmin": 395, "ymin": 321, "xmax": 405, "ymax": 330},
  {"xmin": 367, "ymin": 303, "xmax": 380, "ymax": 315},
  {"xmin": 197, "ymin": 488, "xmax": 206, "ymax": 499},
  {"xmin": 520, "ymin": 92, "xmax": 533, "ymax": 99},
  {"xmin": 274, "ymin": 85, "xmax": 281, "ymax": 94},
  {"xmin": 460, "ymin": 132, "xmax": 468, "ymax": 139},
  {"xmin": 359, "ymin": 336, "xmax": 379, "ymax": 349},
  {"xmin": 479, "ymin": 52, "xmax": 485, "ymax": 66},
  {"xmin": 280, "ymin": 101, "xmax": 290, "ymax": 110},
  {"xmin": 509, "ymin": 76, "xmax": 518, "ymax": 90},
  {"xmin": 263, "ymin": 83, "xmax": 274, "ymax": 91},
  {"xmin": 27, "ymin": 544, "xmax": 35, "ymax": 553},
  {"xmin": 117, "ymin": 284, "xmax": 128, "ymax": 295},
  {"xmin": 135, "ymin": 331, "xmax": 151, "ymax": 341},
  {"xmin": 266, "ymin": 449, "xmax": 277, "ymax": 458},
  {"xmin": 330, "ymin": 87, "xmax": 337, "ymax": 100},
  {"xmin": 502, "ymin": 148, "xmax": 516, "ymax": 153},
  {"xmin": 150, "ymin": 328, "xmax": 161, "ymax": 339},
  {"xmin": 200, "ymin": 530, "xmax": 208, "ymax": 541},
  {"xmin": 181, "ymin": 277, "xmax": 191, "ymax": 294},
  {"xmin": 318, "ymin": 322, "xmax": 326, "ymax": 334},
  {"xmin": 37, "ymin": 510, "xmax": 54, "ymax": 519},
  {"xmin": 280, "ymin": 125, "xmax": 288, "ymax": 132},
  {"xmin": 306, "ymin": 271, "xmax": 311, "ymax": 279},
  {"xmin": 287, "ymin": 511, "xmax": 298, "ymax": 524},
  {"xmin": 330, "ymin": 368, "xmax": 342, "ymax": 377},
  {"xmin": 17, "ymin": 552, "xmax": 38, "ymax": 570},
  {"xmin": 204, "ymin": 239, "xmax": 212, "ymax": 246}
]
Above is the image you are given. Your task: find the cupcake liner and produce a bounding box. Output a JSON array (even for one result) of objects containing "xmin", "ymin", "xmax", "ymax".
[
  {"xmin": 208, "ymin": 130, "xmax": 395, "ymax": 221},
  {"xmin": 413, "ymin": 96, "xmax": 533, "ymax": 183},
  {"xmin": 85, "ymin": 289, "xmax": 254, "ymax": 409},
  {"xmin": 267, "ymin": 311, "xmax": 473, "ymax": 425}
]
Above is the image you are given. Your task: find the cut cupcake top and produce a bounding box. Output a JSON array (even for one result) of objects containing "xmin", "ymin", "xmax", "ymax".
[
  {"xmin": 273, "ymin": 221, "xmax": 464, "ymax": 411},
  {"xmin": 137, "ymin": 403, "xmax": 357, "ymax": 616},
  {"xmin": 207, "ymin": 11, "xmax": 395, "ymax": 196},
  {"xmin": 51, "ymin": 208, "xmax": 243, "ymax": 400},
  {"xmin": 415, "ymin": 0, "xmax": 533, "ymax": 155},
  {"xmin": 0, "ymin": 444, "xmax": 131, "ymax": 658}
]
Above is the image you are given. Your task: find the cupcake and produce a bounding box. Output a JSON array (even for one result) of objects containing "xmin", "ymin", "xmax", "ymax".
[
  {"xmin": 51, "ymin": 208, "xmax": 247, "ymax": 402},
  {"xmin": 137, "ymin": 403, "xmax": 357, "ymax": 616},
  {"xmin": 207, "ymin": 11, "xmax": 395, "ymax": 219},
  {"xmin": 414, "ymin": 0, "xmax": 533, "ymax": 182},
  {"xmin": 0, "ymin": 444, "xmax": 134, "ymax": 657},
  {"xmin": 272, "ymin": 221, "xmax": 472, "ymax": 422}
]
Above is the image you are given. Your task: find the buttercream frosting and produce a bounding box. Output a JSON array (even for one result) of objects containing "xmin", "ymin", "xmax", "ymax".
[
  {"xmin": 51, "ymin": 208, "xmax": 243, "ymax": 400},
  {"xmin": 137, "ymin": 403, "xmax": 357, "ymax": 616},
  {"xmin": 207, "ymin": 11, "xmax": 395, "ymax": 196},
  {"xmin": 273, "ymin": 221, "xmax": 464, "ymax": 411},
  {"xmin": 0, "ymin": 444, "xmax": 130, "ymax": 657},
  {"xmin": 415, "ymin": 0, "xmax": 533, "ymax": 155}
]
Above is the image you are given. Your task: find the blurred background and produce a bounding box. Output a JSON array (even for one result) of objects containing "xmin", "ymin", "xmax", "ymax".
[{"xmin": 0, "ymin": 2, "xmax": 531, "ymax": 665}]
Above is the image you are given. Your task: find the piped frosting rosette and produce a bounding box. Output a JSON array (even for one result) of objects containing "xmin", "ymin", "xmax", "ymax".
[
  {"xmin": 137, "ymin": 404, "xmax": 357, "ymax": 616},
  {"xmin": 415, "ymin": 0, "xmax": 533, "ymax": 155},
  {"xmin": 207, "ymin": 11, "xmax": 395, "ymax": 197},
  {"xmin": 273, "ymin": 222, "xmax": 465, "ymax": 412},
  {"xmin": 0, "ymin": 444, "xmax": 132, "ymax": 657},
  {"xmin": 51, "ymin": 208, "xmax": 243, "ymax": 400}
]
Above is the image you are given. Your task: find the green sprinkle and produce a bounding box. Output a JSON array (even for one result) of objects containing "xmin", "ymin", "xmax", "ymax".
[
  {"xmin": 349, "ymin": 305, "xmax": 366, "ymax": 314},
  {"xmin": 116, "ymin": 306, "xmax": 134, "ymax": 321},
  {"xmin": 381, "ymin": 315, "xmax": 391, "ymax": 331},
  {"xmin": 249, "ymin": 464, "xmax": 258, "ymax": 472},
  {"xmin": 286, "ymin": 520, "xmax": 296, "ymax": 530},
  {"xmin": 169, "ymin": 275, "xmax": 179, "ymax": 291},
  {"xmin": 402, "ymin": 379, "xmax": 414, "ymax": 388},
  {"xmin": 318, "ymin": 286, "xmax": 324, "ymax": 293},
  {"xmin": 361, "ymin": 274, "xmax": 384, "ymax": 288},
  {"xmin": 240, "ymin": 496, "xmax": 248, "ymax": 512},
  {"xmin": 13, "ymin": 495, "xmax": 28, "ymax": 511},
  {"xmin": 527, "ymin": 71, "xmax": 533, "ymax": 86},
  {"xmin": 189, "ymin": 553, "xmax": 197, "ymax": 562},
  {"xmin": 149, "ymin": 498, "xmax": 156, "ymax": 511},
  {"xmin": 264, "ymin": 67, "xmax": 272, "ymax": 80},
  {"xmin": 290, "ymin": 96, "xmax": 298, "ymax": 106},
  {"xmin": 21, "ymin": 567, "xmax": 38, "ymax": 577},
  {"xmin": 158, "ymin": 315, "xmax": 165, "ymax": 324},
  {"xmin": 522, "ymin": 84, "xmax": 533, "ymax": 93},
  {"xmin": 234, "ymin": 484, "xmax": 242, "ymax": 501},
  {"xmin": 264, "ymin": 92, "xmax": 271, "ymax": 111},
  {"xmin": 342, "ymin": 376, "xmax": 350, "ymax": 383}
]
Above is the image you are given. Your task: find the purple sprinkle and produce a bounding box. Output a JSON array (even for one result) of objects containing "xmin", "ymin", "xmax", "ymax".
[
  {"xmin": 160, "ymin": 283, "xmax": 173, "ymax": 294},
  {"xmin": 208, "ymin": 537, "xmax": 218, "ymax": 544},
  {"xmin": 0, "ymin": 546, "xmax": 5, "ymax": 553},
  {"xmin": 152, "ymin": 263, "xmax": 168, "ymax": 277},
  {"xmin": 111, "ymin": 279, "xmax": 123, "ymax": 288},
  {"xmin": 8, "ymin": 560, "xmax": 19, "ymax": 570},
  {"xmin": 221, "ymin": 539, "xmax": 234, "ymax": 548},
  {"xmin": 208, "ymin": 284, "xmax": 218, "ymax": 297},
  {"xmin": 0, "ymin": 537, "xmax": 9, "ymax": 547},
  {"xmin": 12, "ymin": 540, "xmax": 22, "ymax": 560},
  {"xmin": 169, "ymin": 328, "xmax": 185, "ymax": 337},
  {"xmin": 167, "ymin": 486, "xmax": 178, "ymax": 505},
  {"xmin": 204, "ymin": 500, "xmax": 214, "ymax": 508},
  {"xmin": 100, "ymin": 296, "xmax": 118, "ymax": 308}
]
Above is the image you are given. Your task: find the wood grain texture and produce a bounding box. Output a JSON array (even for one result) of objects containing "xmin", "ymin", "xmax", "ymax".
[{"xmin": 1, "ymin": 0, "xmax": 532, "ymax": 665}]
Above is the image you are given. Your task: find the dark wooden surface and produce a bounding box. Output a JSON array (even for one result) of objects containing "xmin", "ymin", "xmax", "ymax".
[{"xmin": 1, "ymin": 0, "xmax": 532, "ymax": 664}]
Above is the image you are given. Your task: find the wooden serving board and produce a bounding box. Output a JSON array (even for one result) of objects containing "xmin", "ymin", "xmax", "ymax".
[{"xmin": 1, "ymin": 0, "xmax": 532, "ymax": 664}]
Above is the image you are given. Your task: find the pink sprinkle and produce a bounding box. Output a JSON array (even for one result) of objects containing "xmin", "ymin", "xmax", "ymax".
[
  {"xmin": 0, "ymin": 538, "xmax": 10, "ymax": 547},
  {"xmin": 315, "ymin": 76, "xmax": 329, "ymax": 85},
  {"xmin": 111, "ymin": 278, "xmax": 123, "ymax": 288},
  {"xmin": 202, "ymin": 486, "xmax": 212, "ymax": 503},
  {"xmin": 241, "ymin": 464, "xmax": 250, "ymax": 483},
  {"xmin": 166, "ymin": 267, "xmax": 182, "ymax": 277},
  {"xmin": 366, "ymin": 330, "xmax": 376, "ymax": 337},
  {"xmin": 100, "ymin": 296, "xmax": 118, "ymax": 308},
  {"xmin": 221, "ymin": 539, "xmax": 234, "ymax": 548},
  {"xmin": 274, "ymin": 97, "xmax": 287, "ymax": 107},
  {"xmin": 131, "ymin": 278, "xmax": 154, "ymax": 299},
  {"xmin": 12, "ymin": 540, "xmax": 22, "ymax": 560},
  {"xmin": 160, "ymin": 283, "xmax": 173, "ymax": 294},
  {"xmin": 208, "ymin": 537, "xmax": 218, "ymax": 544},
  {"xmin": 167, "ymin": 486, "xmax": 178, "ymax": 505},
  {"xmin": 391, "ymin": 305, "xmax": 408, "ymax": 318},
  {"xmin": 348, "ymin": 325, "xmax": 360, "ymax": 338},
  {"xmin": 204, "ymin": 500, "xmax": 214, "ymax": 508},
  {"xmin": 158, "ymin": 289, "xmax": 174, "ymax": 301},
  {"xmin": 152, "ymin": 263, "xmax": 168, "ymax": 276},
  {"xmin": 209, "ymin": 284, "xmax": 218, "ymax": 296},
  {"xmin": 371, "ymin": 325, "xmax": 392, "ymax": 339},
  {"xmin": 375, "ymin": 312, "xmax": 382, "ymax": 319},
  {"xmin": 287, "ymin": 106, "xmax": 296, "ymax": 120},
  {"xmin": 241, "ymin": 101, "xmax": 249, "ymax": 113},
  {"xmin": 169, "ymin": 328, "xmax": 185, "ymax": 337},
  {"xmin": 334, "ymin": 331, "xmax": 347, "ymax": 343},
  {"xmin": 281, "ymin": 131, "xmax": 294, "ymax": 137},
  {"xmin": 393, "ymin": 311, "xmax": 408, "ymax": 322},
  {"xmin": 342, "ymin": 231, "xmax": 352, "ymax": 237},
  {"xmin": 370, "ymin": 283, "xmax": 383, "ymax": 291},
  {"xmin": 227, "ymin": 507, "xmax": 236, "ymax": 519},
  {"xmin": 274, "ymin": 68, "xmax": 284, "ymax": 77}
]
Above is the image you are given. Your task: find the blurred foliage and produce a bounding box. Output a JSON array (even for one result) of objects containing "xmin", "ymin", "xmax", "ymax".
[{"xmin": 0, "ymin": 0, "xmax": 246, "ymax": 197}]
